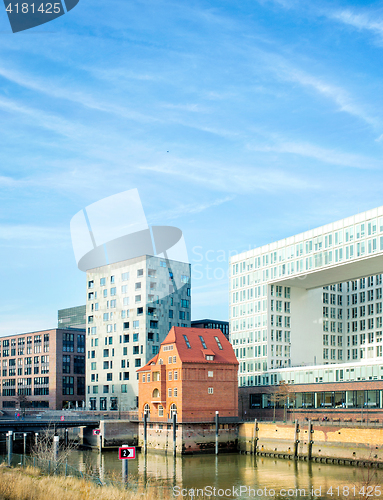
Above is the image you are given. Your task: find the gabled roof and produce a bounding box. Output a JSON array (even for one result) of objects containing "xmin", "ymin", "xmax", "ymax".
[
  {"xmin": 167, "ymin": 327, "xmax": 237, "ymax": 364},
  {"xmin": 138, "ymin": 327, "xmax": 238, "ymax": 372}
]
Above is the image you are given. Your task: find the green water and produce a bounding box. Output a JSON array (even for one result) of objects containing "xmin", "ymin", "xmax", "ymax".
[{"xmin": 66, "ymin": 450, "xmax": 383, "ymax": 499}]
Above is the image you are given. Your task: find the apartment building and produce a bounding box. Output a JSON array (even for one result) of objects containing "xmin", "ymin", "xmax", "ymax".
[
  {"xmin": 0, "ymin": 328, "xmax": 85, "ymax": 410},
  {"xmin": 138, "ymin": 326, "xmax": 238, "ymax": 422},
  {"xmin": 229, "ymin": 206, "xmax": 383, "ymax": 388},
  {"xmin": 86, "ymin": 255, "xmax": 191, "ymax": 411}
]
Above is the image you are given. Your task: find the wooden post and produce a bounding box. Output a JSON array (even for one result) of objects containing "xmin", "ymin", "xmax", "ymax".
[
  {"xmin": 307, "ymin": 420, "xmax": 313, "ymax": 461},
  {"xmin": 215, "ymin": 411, "xmax": 219, "ymax": 455},
  {"xmin": 143, "ymin": 412, "xmax": 147, "ymax": 455},
  {"xmin": 293, "ymin": 421, "xmax": 299, "ymax": 459},
  {"xmin": 252, "ymin": 419, "xmax": 259, "ymax": 455}
]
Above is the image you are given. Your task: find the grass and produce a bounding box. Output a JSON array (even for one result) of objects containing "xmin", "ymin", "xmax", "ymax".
[{"xmin": 0, "ymin": 464, "xmax": 169, "ymax": 500}]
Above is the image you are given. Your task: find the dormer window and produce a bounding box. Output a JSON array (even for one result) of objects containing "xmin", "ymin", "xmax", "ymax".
[{"xmin": 206, "ymin": 355, "xmax": 214, "ymax": 361}]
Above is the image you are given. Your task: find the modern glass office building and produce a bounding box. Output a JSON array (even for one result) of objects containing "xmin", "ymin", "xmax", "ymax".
[{"xmin": 229, "ymin": 206, "xmax": 383, "ymax": 387}]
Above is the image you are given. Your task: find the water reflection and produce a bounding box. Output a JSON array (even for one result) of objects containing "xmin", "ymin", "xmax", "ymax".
[{"xmin": 65, "ymin": 450, "xmax": 383, "ymax": 499}]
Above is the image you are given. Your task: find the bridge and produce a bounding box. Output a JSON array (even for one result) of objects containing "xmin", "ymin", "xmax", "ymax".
[{"xmin": 0, "ymin": 410, "xmax": 138, "ymax": 433}]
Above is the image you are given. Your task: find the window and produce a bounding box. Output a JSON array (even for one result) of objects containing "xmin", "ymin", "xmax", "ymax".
[
  {"xmin": 183, "ymin": 335, "xmax": 191, "ymax": 348},
  {"xmin": 158, "ymin": 405, "xmax": 164, "ymax": 417},
  {"xmin": 199, "ymin": 336, "xmax": 207, "ymax": 349},
  {"xmin": 214, "ymin": 336, "xmax": 223, "ymax": 349},
  {"xmin": 133, "ymin": 320, "xmax": 139, "ymax": 329},
  {"xmin": 135, "ymin": 359, "xmax": 141, "ymax": 367},
  {"xmin": 122, "ymin": 272, "xmax": 129, "ymax": 281},
  {"xmin": 169, "ymin": 310, "xmax": 173, "ymax": 318},
  {"xmin": 208, "ymin": 387, "xmax": 214, "ymax": 394}
]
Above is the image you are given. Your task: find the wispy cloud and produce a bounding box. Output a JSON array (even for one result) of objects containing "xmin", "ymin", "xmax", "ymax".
[
  {"xmin": 0, "ymin": 224, "xmax": 68, "ymax": 242},
  {"xmin": 139, "ymin": 157, "xmax": 314, "ymax": 193},
  {"xmin": 249, "ymin": 139, "xmax": 380, "ymax": 169},
  {"xmin": 270, "ymin": 61, "xmax": 377, "ymax": 127},
  {"xmin": 147, "ymin": 196, "xmax": 235, "ymax": 223},
  {"xmin": 328, "ymin": 9, "xmax": 383, "ymax": 39},
  {"xmin": 0, "ymin": 65, "xmax": 159, "ymax": 123}
]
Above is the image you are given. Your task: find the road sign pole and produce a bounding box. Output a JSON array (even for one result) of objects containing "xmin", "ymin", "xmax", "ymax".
[{"xmin": 122, "ymin": 444, "xmax": 129, "ymax": 484}]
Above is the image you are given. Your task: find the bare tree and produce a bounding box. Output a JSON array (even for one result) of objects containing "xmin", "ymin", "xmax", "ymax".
[
  {"xmin": 270, "ymin": 381, "xmax": 294, "ymax": 422},
  {"xmin": 14, "ymin": 392, "xmax": 31, "ymax": 416}
]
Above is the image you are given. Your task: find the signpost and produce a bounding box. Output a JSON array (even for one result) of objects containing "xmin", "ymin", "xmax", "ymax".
[
  {"xmin": 119, "ymin": 446, "xmax": 136, "ymax": 460},
  {"xmin": 119, "ymin": 446, "xmax": 136, "ymax": 484},
  {"xmin": 93, "ymin": 429, "xmax": 101, "ymax": 436}
]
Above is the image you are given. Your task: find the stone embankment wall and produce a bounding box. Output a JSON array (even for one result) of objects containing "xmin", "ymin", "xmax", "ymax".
[{"xmin": 238, "ymin": 421, "xmax": 383, "ymax": 465}]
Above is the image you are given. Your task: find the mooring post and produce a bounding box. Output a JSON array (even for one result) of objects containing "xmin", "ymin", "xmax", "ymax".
[
  {"xmin": 294, "ymin": 421, "xmax": 300, "ymax": 459},
  {"xmin": 143, "ymin": 412, "xmax": 147, "ymax": 455},
  {"xmin": 253, "ymin": 419, "xmax": 259, "ymax": 455},
  {"xmin": 7, "ymin": 431, "xmax": 13, "ymax": 466},
  {"xmin": 53, "ymin": 435, "xmax": 59, "ymax": 463},
  {"xmin": 307, "ymin": 420, "xmax": 313, "ymax": 461},
  {"xmin": 173, "ymin": 412, "xmax": 177, "ymax": 457},
  {"xmin": 215, "ymin": 411, "xmax": 219, "ymax": 455},
  {"xmin": 23, "ymin": 433, "xmax": 27, "ymax": 466},
  {"xmin": 122, "ymin": 444, "xmax": 129, "ymax": 485}
]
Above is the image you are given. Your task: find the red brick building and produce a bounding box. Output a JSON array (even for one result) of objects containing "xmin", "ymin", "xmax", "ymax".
[
  {"xmin": 0, "ymin": 328, "xmax": 85, "ymax": 411},
  {"xmin": 138, "ymin": 326, "xmax": 238, "ymax": 422}
]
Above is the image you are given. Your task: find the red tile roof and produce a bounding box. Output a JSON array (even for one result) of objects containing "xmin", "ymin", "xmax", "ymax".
[{"xmin": 138, "ymin": 327, "xmax": 238, "ymax": 372}]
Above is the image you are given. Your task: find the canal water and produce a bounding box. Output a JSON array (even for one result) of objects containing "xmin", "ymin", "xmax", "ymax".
[{"xmin": 66, "ymin": 450, "xmax": 383, "ymax": 499}]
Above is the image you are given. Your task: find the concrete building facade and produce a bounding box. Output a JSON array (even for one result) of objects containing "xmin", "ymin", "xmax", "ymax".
[
  {"xmin": 0, "ymin": 328, "xmax": 85, "ymax": 410},
  {"xmin": 86, "ymin": 255, "xmax": 191, "ymax": 411},
  {"xmin": 138, "ymin": 326, "xmax": 238, "ymax": 422},
  {"xmin": 229, "ymin": 206, "xmax": 383, "ymax": 388}
]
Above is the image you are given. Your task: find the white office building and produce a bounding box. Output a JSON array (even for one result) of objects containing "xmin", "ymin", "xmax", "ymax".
[
  {"xmin": 86, "ymin": 255, "xmax": 191, "ymax": 410},
  {"xmin": 229, "ymin": 207, "xmax": 383, "ymax": 387}
]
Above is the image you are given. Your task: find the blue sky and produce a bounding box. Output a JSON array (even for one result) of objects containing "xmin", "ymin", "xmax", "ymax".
[{"xmin": 1, "ymin": 0, "xmax": 383, "ymax": 335}]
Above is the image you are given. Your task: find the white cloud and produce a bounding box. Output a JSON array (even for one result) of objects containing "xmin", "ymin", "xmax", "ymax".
[
  {"xmin": 0, "ymin": 224, "xmax": 68, "ymax": 242},
  {"xmin": 271, "ymin": 62, "xmax": 377, "ymax": 127},
  {"xmin": 329, "ymin": 9, "xmax": 383, "ymax": 39},
  {"xmin": 147, "ymin": 196, "xmax": 235, "ymax": 223},
  {"xmin": 139, "ymin": 157, "xmax": 314, "ymax": 193},
  {"xmin": 249, "ymin": 139, "xmax": 379, "ymax": 169}
]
